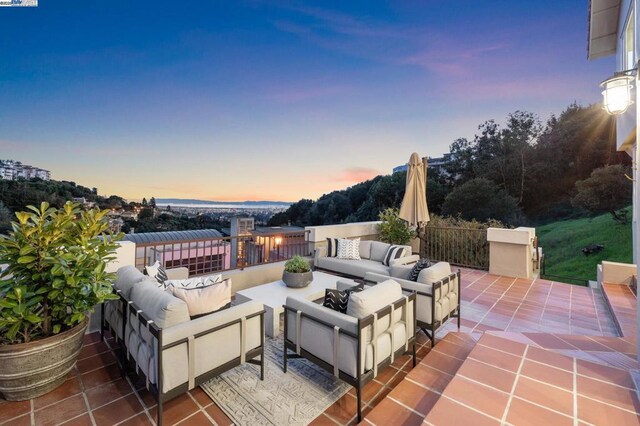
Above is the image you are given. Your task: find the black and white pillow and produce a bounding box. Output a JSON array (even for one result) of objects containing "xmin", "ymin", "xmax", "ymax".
[
  {"xmin": 383, "ymin": 245, "xmax": 407, "ymax": 266},
  {"xmin": 163, "ymin": 274, "xmax": 223, "ymax": 290},
  {"xmin": 408, "ymin": 258, "xmax": 432, "ymax": 281},
  {"xmin": 145, "ymin": 261, "xmax": 168, "ymax": 285},
  {"xmin": 337, "ymin": 238, "xmax": 361, "ymax": 260},
  {"xmin": 323, "ymin": 284, "xmax": 364, "ymax": 314},
  {"xmin": 326, "ymin": 238, "xmax": 340, "ymax": 257}
]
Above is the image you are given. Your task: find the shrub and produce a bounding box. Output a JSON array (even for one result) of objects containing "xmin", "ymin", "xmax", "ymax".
[
  {"xmin": 0, "ymin": 202, "xmax": 122, "ymax": 344},
  {"xmin": 378, "ymin": 208, "xmax": 416, "ymax": 245},
  {"xmin": 572, "ymin": 165, "xmax": 632, "ymax": 224},
  {"xmin": 284, "ymin": 255, "xmax": 311, "ymax": 273}
]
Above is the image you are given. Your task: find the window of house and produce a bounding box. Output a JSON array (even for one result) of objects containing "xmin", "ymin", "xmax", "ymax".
[{"xmin": 624, "ymin": 8, "xmax": 635, "ymax": 69}]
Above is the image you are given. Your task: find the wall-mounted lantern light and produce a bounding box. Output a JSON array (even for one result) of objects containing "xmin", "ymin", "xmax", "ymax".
[{"xmin": 601, "ymin": 72, "xmax": 636, "ymax": 115}]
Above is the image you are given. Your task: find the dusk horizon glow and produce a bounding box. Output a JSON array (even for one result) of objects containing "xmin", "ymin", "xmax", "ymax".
[{"xmin": 1, "ymin": 1, "xmax": 613, "ymax": 202}]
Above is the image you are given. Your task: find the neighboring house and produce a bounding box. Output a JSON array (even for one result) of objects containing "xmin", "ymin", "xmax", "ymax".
[
  {"xmin": 588, "ymin": 0, "xmax": 640, "ymax": 267},
  {"xmin": 0, "ymin": 159, "xmax": 50, "ymax": 181}
]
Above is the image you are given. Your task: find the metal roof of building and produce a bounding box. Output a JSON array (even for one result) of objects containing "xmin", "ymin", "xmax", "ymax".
[{"xmin": 122, "ymin": 229, "xmax": 223, "ymax": 244}]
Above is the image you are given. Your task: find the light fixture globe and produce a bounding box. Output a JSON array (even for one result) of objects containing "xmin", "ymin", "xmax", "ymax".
[{"xmin": 601, "ymin": 74, "xmax": 635, "ymax": 115}]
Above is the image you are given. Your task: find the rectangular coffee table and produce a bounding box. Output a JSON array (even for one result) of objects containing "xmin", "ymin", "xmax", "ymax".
[{"xmin": 235, "ymin": 271, "xmax": 340, "ymax": 337}]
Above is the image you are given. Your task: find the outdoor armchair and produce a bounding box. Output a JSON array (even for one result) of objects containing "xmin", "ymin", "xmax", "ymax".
[
  {"xmin": 282, "ymin": 279, "xmax": 416, "ymax": 422},
  {"xmin": 364, "ymin": 262, "xmax": 461, "ymax": 346}
]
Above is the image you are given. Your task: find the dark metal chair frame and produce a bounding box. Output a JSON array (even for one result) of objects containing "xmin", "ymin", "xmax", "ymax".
[
  {"xmin": 282, "ymin": 292, "xmax": 417, "ymax": 423},
  {"xmin": 101, "ymin": 291, "xmax": 265, "ymax": 426}
]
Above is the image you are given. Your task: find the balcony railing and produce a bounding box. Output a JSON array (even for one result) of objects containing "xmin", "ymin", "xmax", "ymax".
[
  {"xmin": 133, "ymin": 230, "xmax": 311, "ymax": 276},
  {"xmin": 418, "ymin": 226, "xmax": 489, "ymax": 270}
]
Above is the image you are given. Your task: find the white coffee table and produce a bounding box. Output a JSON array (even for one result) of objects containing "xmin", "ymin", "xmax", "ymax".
[{"xmin": 235, "ymin": 271, "xmax": 341, "ymax": 337}]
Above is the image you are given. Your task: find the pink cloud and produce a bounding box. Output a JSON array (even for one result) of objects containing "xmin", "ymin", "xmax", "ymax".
[
  {"xmin": 403, "ymin": 43, "xmax": 509, "ymax": 77},
  {"xmin": 332, "ymin": 167, "xmax": 380, "ymax": 184}
]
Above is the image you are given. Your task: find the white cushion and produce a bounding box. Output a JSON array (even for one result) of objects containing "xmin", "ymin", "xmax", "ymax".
[
  {"xmin": 347, "ymin": 279, "xmax": 402, "ymax": 319},
  {"xmin": 337, "ymin": 238, "xmax": 361, "ymax": 260},
  {"xmin": 168, "ymin": 280, "xmax": 231, "ymax": 317},
  {"xmin": 163, "ymin": 274, "xmax": 222, "ymax": 290},
  {"xmin": 359, "ymin": 240, "xmax": 372, "ymax": 259},
  {"xmin": 370, "ymin": 241, "xmax": 391, "ymax": 263},
  {"xmin": 417, "ymin": 262, "xmax": 452, "ymax": 285},
  {"xmin": 145, "ymin": 261, "xmax": 168, "ymax": 285}
]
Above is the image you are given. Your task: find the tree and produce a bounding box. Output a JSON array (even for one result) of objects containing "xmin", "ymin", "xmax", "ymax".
[
  {"xmin": 149, "ymin": 197, "xmax": 156, "ymax": 208},
  {"xmin": 442, "ymin": 178, "xmax": 521, "ymax": 225},
  {"xmin": 571, "ymin": 165, "xmax": 632, "ymax": 223},
  {"xmin": 0, "ymin": 201, "xmax": 12, "ymax": 233}
]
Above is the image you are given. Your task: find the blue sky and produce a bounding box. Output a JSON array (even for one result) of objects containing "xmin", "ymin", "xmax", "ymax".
[{"xmin": 0, "ymin": 1, "xmax": 614, "ymax": 201}]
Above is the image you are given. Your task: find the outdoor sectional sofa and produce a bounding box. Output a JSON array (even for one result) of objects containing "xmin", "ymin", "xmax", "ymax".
[
  {"xmin": 314, "ymin": 240, "xmax": 417, "ymax": 278},
  {"xmin": 101, "ymin": 266, "xmax": 265, "ymax": 426}
]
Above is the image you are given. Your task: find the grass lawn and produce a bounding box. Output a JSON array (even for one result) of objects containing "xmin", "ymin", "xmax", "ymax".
[{"xmin": 536, "ymin": 206, "xmax": 632, "ymax": 282}]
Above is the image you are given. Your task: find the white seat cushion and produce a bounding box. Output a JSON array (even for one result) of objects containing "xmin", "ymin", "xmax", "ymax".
[{"xmin": 417, "ymin": 262, "xmax": 452, "ymax": 285}]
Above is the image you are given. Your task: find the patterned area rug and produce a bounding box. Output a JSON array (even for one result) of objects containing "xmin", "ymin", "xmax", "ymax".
[{"xmin": 200, "ymin": 334, "xmax": 351, "ymax": 425}]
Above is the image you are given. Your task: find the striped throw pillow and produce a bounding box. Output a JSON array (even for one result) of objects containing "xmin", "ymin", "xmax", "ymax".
[
  {"xmin": 144, "ymin": 261, "xmax": 168, "ymax": 285},
  {"xmin": 382, "ymin": 245, "xmax": 407, "ymax": 266},
  {"xmin": 326, "ymin": 238, "xmax": 340, "ymax": 257}
]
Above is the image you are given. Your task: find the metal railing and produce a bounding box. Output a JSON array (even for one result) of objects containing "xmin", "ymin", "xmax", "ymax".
[
  {"xmin": 134, "ymin": 230, "xmax": 311, "ymax": 276},
  {"xmin": 418, "ymin": 226, "xmax": 489, "ymax": 270},
  {"xmin": 539, "ymin": 255, "xmax": 589, "ymax": 286}
]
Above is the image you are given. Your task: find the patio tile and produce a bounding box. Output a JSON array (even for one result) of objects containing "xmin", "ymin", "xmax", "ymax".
[
  {"xmin": 4, "ymin": 414, "xmax": 33, "ymax": 426},
  {"xmin": 117, "ymin": 412, "xmax": 153, "ymax": 425},
  {"xmin": 363, "ymin": 398, "xmax": 423, "ymax": 426},
  {"xmin": 576, "ymin": 375, "xmax": 640, "ymax": 412},
  {"xmin": 577, "ymin": 395, "xmax": 640, "ymax": 425},
  {"xmin": 189, "ymin": 388, "xmax": 213, "ymax": 408},
  {"xmin": 406, "ymin": 365, "xmax": 452, "ymax": 393},
  {"xmin": 324, "ymin": 393, "xmax": 358, "ymax": 424},
  {"xmin": 437, "ymin": 376, "xmax": 509, "ymax": 419},
  {"xmin": 422, "ymin": 351, "xmax": 464, "ymax": 375},
  {"xmin": 424, "ymin": 396, "xmax": 500, "ymax": 425},
  {"xmin": 0, "ymin": 400, "xmax": 31, "ymax": 424},
  {"xmin": 33, "ymin": 376, "xmax": 83, "ymax": 410},
  {"xmin": 468, "ymin": 345, "xmax": 522, "ymax": 372},
  {"xmin": 204, "ymin": 403, "xmax": 233, "ymax": 426},
  {"xmin": 520, "ymin": 360, "xmax": 574, "ymax": 390},
  {"xmin": 513, "ymin": 377, "xmax": 574, "ymax": 415},
  {"xmin": 477, "ymin": 334, "xmax": 526, "ymax": 356},
  {"xmin": 525, "ymin": 346, "xmax": 574, "ymax": 371},
  {"xmin": 61, "ymin": 413, "xmax": 94, "ymax": 425},
  {"xmin": 76, "ymin": 350, "xmax": 118, "ymax": 374},
  {"xmin": 33, "ymin": 394, "xmax": 88, "ymax": 426},
  {"xmin": 176, "ymin": 411, "xmax": 214, "ymax": 425},
  {"xmin": 148, "ymin": 393, "xmax": 200, "ymax": 425},
  {"xmin": 456, "ymin": 358, "xmax": 516, "ymax": 393},
  {"xmin": 309, "ymin": 413, "xmax": 338, "ymax": 426},
  {"xmin": 92, "ymin": 393, "xmax": 144, "ymax": 426},
  {"xmin": 505, "ymin": 397, "xmax": 573, "ymax": 426},
  {"xmin": 85, "ymin": 378, "xmax": 134, "ymax": 409},
  {"xmin": 388, "ymin": 380, "xmax": 440, "ymax": 416},
  {"xmin": 79, "ymin": 363, "xmax": 122, "ymax": 390},
  {"xmin": 576, "ymin": 359, "xmax": 635, "ymax": 389}
]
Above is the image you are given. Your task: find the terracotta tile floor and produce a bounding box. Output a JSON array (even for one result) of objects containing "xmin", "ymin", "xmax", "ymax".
[
  {"xmin": 424, "ymin": 334, "xmax": 640, "ymax": 425},
  {"xmin": 603, "ymin": 282, "xmax": 638, "ymax": 341},
  {"xmin": 1, "ymin": 268, "xmax": 637, "ymax": 426}
]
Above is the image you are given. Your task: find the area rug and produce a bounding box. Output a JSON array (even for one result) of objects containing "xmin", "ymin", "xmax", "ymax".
[{"xmin": 200, "ymin": 334, "xmax": 351, "ymax": 425}]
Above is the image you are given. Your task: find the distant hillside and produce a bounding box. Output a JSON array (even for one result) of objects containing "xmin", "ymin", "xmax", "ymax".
[
  {"xmin": 537, "ymin": 206, "xmax": 632, "ymax": 281},
  {"xmin": 157, "ymin": 198, "xmax": 292, "ymax": 206}
]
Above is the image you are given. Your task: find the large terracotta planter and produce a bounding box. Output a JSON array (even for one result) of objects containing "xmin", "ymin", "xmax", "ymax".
[
  {"xmin": 282, "ymin": 270, "xmax": 313, "ymax": 288},
  {"xmin": 0, "ymin": 318, "xmax": 88, "ymax": 401}
]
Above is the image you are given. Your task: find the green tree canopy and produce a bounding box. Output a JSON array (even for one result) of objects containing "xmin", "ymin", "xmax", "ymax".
[{"xmin": 571, "ymin": 165, "xmax": 632, "ymax": 223}]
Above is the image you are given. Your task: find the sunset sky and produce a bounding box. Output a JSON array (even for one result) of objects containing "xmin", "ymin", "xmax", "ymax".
[{"xmin": 1, "ymin": 1, "xmax": 613, "ymax": 202}]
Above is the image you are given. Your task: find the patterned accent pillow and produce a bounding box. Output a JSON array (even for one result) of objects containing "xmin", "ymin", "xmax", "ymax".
[
  {"xmin": 144, "ymin": 261, "xmax": 168, "ymax": 285},
  {"xmin": 326, "ymin": 238, "xmax": 340, "ymax": 257},
  {"xmin": 382, "ymin": 245, "xmax": 407, "ymax": 266},
  {"xmin": 408, "ymin": 258, "xmax": 432, "ymax": 282},
  {"xmin": 323, "ymin": 284, "xmax": 364, "ymax": 314},
  {"xmin": 162, "ymin": 274, "xmax": 223, "ymax": 290},
  {"xmin": 337, "ymin": 238, "xmax": 361, "ymax": 260}
]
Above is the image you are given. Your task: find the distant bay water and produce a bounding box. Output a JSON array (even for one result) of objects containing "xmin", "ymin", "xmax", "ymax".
[{"xmin": 156, "ymin": 199, "xmax": 291, "ymax": 210}]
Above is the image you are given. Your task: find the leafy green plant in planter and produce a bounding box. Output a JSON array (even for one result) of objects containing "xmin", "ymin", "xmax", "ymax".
[
  {"xmin": 284, "ymin": 255, "xmax": 311, "ymax": 273},
  {"xmin": 378, "ymin": 208, "xmax": 416, "ymax": 245},
  {"xmin": 0, "ymin": 202, "xmax": 122, "ymax": 400},
  {"xmin": 283, "ymin": 255, "xmax": 312, "ymax": 288}
]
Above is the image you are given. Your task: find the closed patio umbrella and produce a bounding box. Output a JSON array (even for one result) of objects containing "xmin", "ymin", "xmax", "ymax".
[{"xmin": 398, "ymin": 152, "xmax": 430, "ymax": 226}]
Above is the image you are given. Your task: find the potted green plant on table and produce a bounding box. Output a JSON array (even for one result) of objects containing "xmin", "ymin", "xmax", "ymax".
[
  {"xmin": 378, "ymin": 208, "xmax": 416, "ymax": 245},
  {"xmin": 282, "ymin": 255, "xmax": 313, "ymax": 288},
  {"xmin": 0, "ymin": 202, "xmax": 122, "ymax": 400}
]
